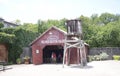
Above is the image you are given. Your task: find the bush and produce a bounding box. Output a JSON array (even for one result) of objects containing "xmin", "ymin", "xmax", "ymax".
[
  {"xmin": 113, "ymin": 55, "xmax": 120, "ymax": 60},
  {"xmin": 16, "ymin": 58, "xmax": 21, "ymax": 64},
  {"xmin": 24, "ymin": 56, "xmax": 30, "ymax": 64},
  {"xmin": 23, "ymin": 56, "xmax": 30, "ymax": 60},
  {"xmin": 88, "ymin": 56, "xmax": 94, "ymax": 62},
  {"xmin": 99, "ymin": 52, "xmax": 109, "ymax": 60},
  {"xmin": 7, "ymin": 61, "xmax": 13, "ymax": 65},
  {"xmin": 88, "ymin": 52, "xmax": 109, "ymax": 61},
  {"xmin": 94, "ymin": 55, "xmax": 101, "ymax": 61},
  {"xmin": 88, "ymin": 55, "xmax": 100, "ymax": 61}
]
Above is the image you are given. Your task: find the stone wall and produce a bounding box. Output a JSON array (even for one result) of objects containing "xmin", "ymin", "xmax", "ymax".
[{"xmin": 89, "ymin": 47, "xmax": 120, "ymax": 59}]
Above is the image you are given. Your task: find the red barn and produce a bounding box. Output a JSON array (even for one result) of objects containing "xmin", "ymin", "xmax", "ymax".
[{"xmin": 30, "ymin": 26, "xmax": 89, "ymax": 65}]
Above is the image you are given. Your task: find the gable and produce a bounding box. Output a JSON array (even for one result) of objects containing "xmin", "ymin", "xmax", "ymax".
[{"xmin": 30, "ymin": 26, "xmax": 66, "ymax": 45}]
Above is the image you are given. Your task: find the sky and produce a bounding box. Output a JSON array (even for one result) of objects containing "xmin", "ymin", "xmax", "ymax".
[{"xmin": 0, "ymin": 0, "xmax": 120, "ymax": 23}]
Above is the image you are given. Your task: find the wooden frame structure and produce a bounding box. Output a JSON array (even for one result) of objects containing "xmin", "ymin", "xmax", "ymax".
[{"xmin": 63, "ymin": 19, "xmax": 87, "ymax": 67}]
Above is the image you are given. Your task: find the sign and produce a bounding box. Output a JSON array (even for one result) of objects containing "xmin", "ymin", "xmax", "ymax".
[
  {"xmin": 41, "ymin": 40, "xmax": 64, "ymax": 44},
  {"xmin": 41, "ymin": 34, "xmax": 64, "ymax": 44},
  {"xmin": 36, "ymin": 50, "xmax": 39, "ymax": 54}
]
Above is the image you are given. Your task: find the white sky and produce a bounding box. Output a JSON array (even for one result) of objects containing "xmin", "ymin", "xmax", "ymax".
[{"xmin": 0, "ymin": 0, "xmax": 120, "ymax": 23}]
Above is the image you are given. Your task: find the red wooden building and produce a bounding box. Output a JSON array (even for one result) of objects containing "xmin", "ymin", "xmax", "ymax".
[{"xmin": 30, "ymin": 26, "xmax": 89, "ymax": 65}]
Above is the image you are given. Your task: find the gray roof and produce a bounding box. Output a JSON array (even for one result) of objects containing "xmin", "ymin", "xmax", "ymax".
[
  {"xmin": 0, "ymin": 18, "xmax": 19, "ymax": 26},
  {"xmin": 4, "ymin": 21, "xmax": 19, "ymax": 26}
]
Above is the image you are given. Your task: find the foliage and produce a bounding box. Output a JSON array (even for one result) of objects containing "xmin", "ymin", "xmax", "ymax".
[
  {"xmin": 0, "ymin": 32, "xmax": 16, "ymax": 63},
  {"xmin": 0, "ymin": 22, "xmax": 4, "ymax": 28},
  {"xmin": 99, "ymin": 13, "xmax": 116, "ymax": 25},
  {"xmin": 19, "ymin": 23, "xmax": 38, "ymax": 33},
  {"xmin": 113, "ymin": 55, "xmax": 120, "ymax": 60},
  {"xmin": 88, "ymin": 52, "xmax": 109, "ymax": 61},
  {"xmin": 24, "ymin": 56, "xmax": 30, "ymax": 60},
  {"xmin": 38, "ymin": 20, "xmax": 47, "ymax": 34},
  {"xmin": 88, "ymin": 56, "xmax": 93, "ymax": 62},
  {"xmin": 94, "ymin": 55, "xmax": 101, "ymax": 61},
  {"xmin": 9, "ymin": 27, "xmax": 38, "ymax": 63},
  {"xmin": 0, "ymin": 28, "xmax": 15, "ymax": 34},
  {"xmin": 0, "ymin": 23, "xmax": 38, "ymax": 63},
  {"xmin": 13, "ymin": 19, "xmax": 21, "ymax": 25},
  {"xmin": 37, "ymin": 19, "xmax": 66, "ymax": 33},
  {"xmin": 24, "ymin": 56, "xmax": 30, "ymax": 64},
  {"xmin": 14, "ymin": 28, "xmax": 37, "ymax": 46},
  {"xmin": 88, "ymin": 55, "xmax": 101, "ymax": 61},
  {"xmin": 0, "ymin": 32, "xmax": 15, "ymax": 44},
  {"xmin": 99, "ymin": 52, "xmax": 109, "ymax": 60},
  {"xmin": 16, "ymin": 58, "xmax": 21, "ymax": 64},
  {"xmin": 0, "ymin": 12, "xmax": 120, "ymax": 63},
  {"xmin": 81, "ymin": 13, "xmax": 120, "ymax": 47}
]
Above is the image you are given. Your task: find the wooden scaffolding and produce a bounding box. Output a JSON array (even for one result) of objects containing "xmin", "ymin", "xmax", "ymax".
[{"xmin": 63, "ymin": 19, "xmax": 87, "ymax": 67}]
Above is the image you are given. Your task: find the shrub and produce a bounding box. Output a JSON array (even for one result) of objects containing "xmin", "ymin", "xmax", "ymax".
[
  {"xmin": 94, "ymin": 55, "xmax": 101, "ymax": 61},
  {"xmin": 7, "ymin": 61, "xmax": 13, "ymax": 65},
  {"xmin": 113, "ymin": 55, "xmax": 120, "ymax": 60},
  {"xmin": 24, "ymin": 56, "xmax": 30, "ymax": 60},
  {"xmin": 88, "ymin": 56, "xmax": 93, "ymax": 62},
  {"xmin": 16, "ymin": 58, "xmax": 21, "ymax": 64},
  {"xmin": 24, "ymin": 56, "xmax": 30, "ymax": 64},
  {"xmin": 88, "ymin": 55, "xmax": 100, "ymax": 61},
  {"xmin": 88, "ymin": 52, "xmax": 109, "ymax": 61},
  {"xmin": 99, "ymin": 52, "xmax": 109, "ymax": 60}
]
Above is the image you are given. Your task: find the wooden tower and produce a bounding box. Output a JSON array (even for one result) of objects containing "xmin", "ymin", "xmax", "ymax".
[{"xmin": 63, "ymin": 19, "xmax": 87, "ymax": 67}]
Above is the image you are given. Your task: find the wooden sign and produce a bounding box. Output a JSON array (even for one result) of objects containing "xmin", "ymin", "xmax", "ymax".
[{"xmin": 41, "ymin": 34, "xmax": 64, "ymax": 44}]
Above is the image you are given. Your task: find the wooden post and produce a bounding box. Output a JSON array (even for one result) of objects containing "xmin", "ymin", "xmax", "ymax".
[
  {"xmin": 80, "ymin": 46, "xmax": 83, "ymax": 66},
  {"xmin": 83, "ymin": 45, "xmax": 87, "ymax": 66},
  {"xmin": 67, "ymin": 48, "xmax": 71, "ymax": 66},
  {"xmin": 77, "ymin": 48, "xmax": 79, "ymax": 64},
  {"xmin": 63, "ymin": 37, "xmax": 66, "ymax": 68}
]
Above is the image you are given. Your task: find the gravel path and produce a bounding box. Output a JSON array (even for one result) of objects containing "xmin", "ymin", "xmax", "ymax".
[{"xmin": 0, "ymin": 60, "xmax": 120, "ymax": 76}]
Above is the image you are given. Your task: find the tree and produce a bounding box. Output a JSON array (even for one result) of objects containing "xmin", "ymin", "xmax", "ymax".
[
  {"xmin": 0, "ymin": 12, "xmax": 120, "ymax": 63},
  {"xmin": 91, "ymin": 14, "xmax": 100, "ymax": 25},
  {"xmin": 12, "ymin": 19, "xmax": 21, "ymax": 25},
  {"xmin": 38, "ymin": 19, "xmax": 47, "ymax": 33},
  {"xmin": 0, "ymin": 22, "xmax": 4, "ymax": 28},
  {"xmin": 99, "ymin": 13, "xmax": 116, "ymax": 25},
  {"xmin": 0, "ymin": 28, "xmax": 15, "ymax": 34}
]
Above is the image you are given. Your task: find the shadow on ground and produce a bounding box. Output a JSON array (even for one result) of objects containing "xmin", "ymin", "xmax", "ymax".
[
  {"xmin": 0, "ymin": 67, "xmax": 12, "ymax": 72},
  {"xmin": 70, "ymin": 65, "xmax": 93, "ymax": 69}
]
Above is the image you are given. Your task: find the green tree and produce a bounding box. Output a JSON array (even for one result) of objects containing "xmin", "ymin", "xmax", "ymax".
[
  {"xmin": 38, "ymin": 19, "xmax": 47, "ymax": 34},
  {"xmin": 99, "ymin": 13, "xmax": 116, "ymax": 25},
  {"xmin": 0, "ymin": 22, "xmax": 4, "ymax": 28}
]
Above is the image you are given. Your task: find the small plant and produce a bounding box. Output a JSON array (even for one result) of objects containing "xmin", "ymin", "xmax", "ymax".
[
  {"xmin": 24, "ymin": 56, "xmax": 30, "ymax": 60},
  {"xmin": 99, "ymin": 52, "xmax": 109, "ymax": 60},
  {"xmin": 113, "ymin": 55, "xmax": 120, "ymax": 60},
  {"xmin": 88, "ymin": 55, "xmax": 99, "ymax": 62},
  {"xmin": 16, "ymin": 58, "xmax": 21, "ymax": 64},
  {"xmin": 94, "ymin": 55, "xmax": 101, "ymax": 61},
  {"xmin": 24, "ymin": 56, "xmax": 30, "ymax": 64},
  {"xmin": 88, "ymin": 56, "xmax": 93, "ymax": 62},
  {"xmin": 8, "ymin": 61, "xmax": 13, "ymax": 65}
]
